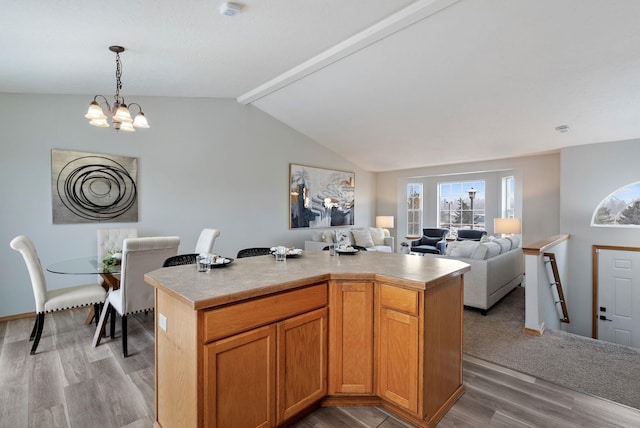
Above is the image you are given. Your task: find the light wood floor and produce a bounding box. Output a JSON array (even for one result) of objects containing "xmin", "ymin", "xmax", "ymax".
[{"xmin": 2, "ymin": 309, "xmax": 640, "ymax": 427}]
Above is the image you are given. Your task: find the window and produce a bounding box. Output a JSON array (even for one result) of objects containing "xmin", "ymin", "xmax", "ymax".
[
  {"xmin": 502, "ymin": 176, "xmax": 515, "ymax": 218},
  {"xmin": 439, "ymin": 181, "xmax": 485, "ymax": 234},
  {"xmin": 407, "ymin": 183, "xmax": 422, "ymax": 236}
]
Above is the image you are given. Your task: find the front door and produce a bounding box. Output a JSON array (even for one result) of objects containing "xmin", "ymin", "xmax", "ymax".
[{"xmin": 596, "ymin": 248, "xmax": 640, "ymax": 349}]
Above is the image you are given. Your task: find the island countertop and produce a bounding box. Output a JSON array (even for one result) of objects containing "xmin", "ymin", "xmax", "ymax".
[{"xmin": 145, "ymin": 251, "xmax": 470, "ymax": 310}]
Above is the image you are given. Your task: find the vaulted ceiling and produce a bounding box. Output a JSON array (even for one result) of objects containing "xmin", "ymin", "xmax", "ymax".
[{"xmin": 3, "ymin": 0, "xmax": 640, "ymax": 171}]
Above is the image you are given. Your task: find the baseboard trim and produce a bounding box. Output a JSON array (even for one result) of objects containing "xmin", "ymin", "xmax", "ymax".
[
  {"xmin": 0, "ymin": 311, "xmax": 34, "ymax": 322},
  {"xmin": 523, "ymin": 326, "xmax": 544, "ymax": 336}
]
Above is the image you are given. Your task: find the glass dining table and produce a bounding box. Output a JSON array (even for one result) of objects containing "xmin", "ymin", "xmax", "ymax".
[
  {"xmin": 47, "ymin": 256, "xmax": 120, "ymax": 275},
  {"xmin": 46, "ymin": 257, "xmax": 121, "ymax": 324}
]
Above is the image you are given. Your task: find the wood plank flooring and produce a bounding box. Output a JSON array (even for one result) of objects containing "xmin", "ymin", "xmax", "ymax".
[{"xmin": 1, "ymin": 308, "xmax": 640, "ymax": 427}]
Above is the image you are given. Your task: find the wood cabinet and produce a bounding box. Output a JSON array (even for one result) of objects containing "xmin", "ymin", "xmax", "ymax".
[
  {"xmin": 328, "ymin": 281, "xmax": 374, "ymax": 394},
  {"xmin": 156, "ymin": 283, "xmax": 328, "ymax": 428},
  {"xmin": 204, "ymin": 325, "xmax": 276, "ymax": 428},
  {"xmin": 377, "ymin": 284, "xmax": 420, "ymax": 413},
  {"xmin": 148, "ymin": 252, "xmax": 467, "ymax": 428},
  {"xmin": 204, "ymin": 307, "xmax": 327, "ymax": 428},
  {"xmin": 277, "ymin": 307, "xmax": 327, "ymax": 422},
  {"xmin": 375, "ymin": 279, "xmax": 465, "ymax": 426}
]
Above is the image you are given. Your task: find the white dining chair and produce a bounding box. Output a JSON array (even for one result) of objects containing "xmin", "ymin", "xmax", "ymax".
[
  {"xmin": 97, "ymin": 228, "xmax": 139, "ymax": 263},
  {"xmin": 93, "ymin": 236, "xmax": 180, "ymax": 357},
  {"xmin": 194, "ymin": 228, "xmax": 220, "ymax": 254},
  {"xmin": 10, "ymin": 235, "xmax": 107, "ymax": 355}
]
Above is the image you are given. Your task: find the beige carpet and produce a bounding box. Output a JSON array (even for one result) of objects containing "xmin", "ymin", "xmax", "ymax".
[{"xmin": 463, "ymin": 286, "xmax": 640, "ymax": 409}]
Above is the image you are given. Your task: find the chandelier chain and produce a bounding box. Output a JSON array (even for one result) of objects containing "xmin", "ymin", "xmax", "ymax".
[{"xmin": 114, "ymin": 52, "xmax": 123, "ymax": 105}]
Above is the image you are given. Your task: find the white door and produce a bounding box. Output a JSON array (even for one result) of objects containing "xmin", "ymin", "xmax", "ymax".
[{"xmin": 597, "ymin": 249, "xmax": 640, "ymax": 348}]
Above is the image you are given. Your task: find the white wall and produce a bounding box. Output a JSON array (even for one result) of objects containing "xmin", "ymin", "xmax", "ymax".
[
  {"xmin": 561, "ymin": 139, "xmax": 640, "ymax": 337},
  {"xmin": 0, "ymin": 93, "xmax": 376, "ymax": 318},
  {"xmin": 376, "ymin": 153, "xmax": 561, "ymax": 247}
]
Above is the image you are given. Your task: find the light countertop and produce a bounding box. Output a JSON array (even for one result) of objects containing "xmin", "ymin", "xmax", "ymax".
[{"xmin": 145, "ymin": 251, "xmax": 470, "ymax": 310}]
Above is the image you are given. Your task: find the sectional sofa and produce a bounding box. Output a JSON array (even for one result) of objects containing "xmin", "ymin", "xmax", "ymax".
[
  {"xmin": 304, "ymin": 227, "xmax": 394, "ymax": 252},
  {"xmin": 427, "ymin": 236, "xmax": 524, "ymax": 314}
]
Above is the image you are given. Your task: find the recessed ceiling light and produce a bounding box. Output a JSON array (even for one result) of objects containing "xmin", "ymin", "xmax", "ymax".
[
  {"xmin": 555, "ymin": 125, "xmax": 570, "ymax": 133},
  {"xmin": 220, "ymin": 2, "xmax": 242, "ymax": 16}
]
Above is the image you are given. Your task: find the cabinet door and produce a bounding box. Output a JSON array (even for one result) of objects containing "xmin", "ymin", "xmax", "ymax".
[
  {"xmin": 277, "ymin": 307, "xmax": 328, "ymax": 423},
  {"xmin": 329, "ymin": 281, "xmax": 374, "ymax": 394},
  {"xmin": 378, "ymin": 307, "xmax": 419, "ymax": 413},
  {"xmin": 204, "ymin": 325, "xmax": 276, "ymax": 428}
]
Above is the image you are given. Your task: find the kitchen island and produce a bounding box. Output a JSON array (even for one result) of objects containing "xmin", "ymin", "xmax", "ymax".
[{"xmin": 145, "ymin": 251, "xmax": 470, "ymax": 428}]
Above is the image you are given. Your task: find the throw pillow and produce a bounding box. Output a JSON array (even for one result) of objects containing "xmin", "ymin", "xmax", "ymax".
[
  {"xmin": 470, "ymin": 244, "xmax": 489, "ymax": 260},
  {"xmin": 419, "ymin": 236, "xmax": 441, "ymax": 247},
  {"xmin": 351, "ymin": 228, "xmax": 375, "ymax": 248},
  {"xmin": 449, "ymin": 247, "xmax": 464, "ymax": 258},
  {"xmin": 369, "ymin": 227, "xmax": 386, "ymax": 246},
  {"xmin": 446, "ymin": 241, "xmax": 484, "ymax": 259},
  {"xmin": 482, "ymin": 242, "xmax": 501, "ymax": 258},
  {"xmin": 494, "ymin": 238, "xmax": 512, "ymax": 253},
  {"xmin": 450, "ymin": 242, "xmax": 478, "ymax": 258},
  {"xmin": 321, "ymin": 231, "xmax": 334, "ymax": 243},
  {"xmin": 506, "ymin": 235, "xmax": 520, "ymax": 249},
  {"xmin": 445, "ymin": 241, "xmax": 458, "ymax": 256}
]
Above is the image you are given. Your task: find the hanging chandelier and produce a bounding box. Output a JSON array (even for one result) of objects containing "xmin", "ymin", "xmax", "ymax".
[{"xmin": 84, "ymin": 46, "xmax": 149, "ymax": 132}]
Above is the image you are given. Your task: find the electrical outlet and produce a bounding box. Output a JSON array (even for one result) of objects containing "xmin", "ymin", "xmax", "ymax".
[{"xmin": 159, "ymin": 313, "xmax": 167, "ymax": 332}]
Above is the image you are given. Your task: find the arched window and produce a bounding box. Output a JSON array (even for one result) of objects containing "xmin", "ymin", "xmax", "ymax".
[{"xmin": 592, "ymin": 181, "xmax": 640, "ymax": 227}]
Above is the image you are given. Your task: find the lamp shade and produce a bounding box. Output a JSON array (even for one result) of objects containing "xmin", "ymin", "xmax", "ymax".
[
  {"xmin": 85, "ymin": 101, "xmax": 107, "ymax": 120},
  {"xmin": 494, "ymin": 218, "xmax": 521, "ymax": 234},
  {"xmin": 376, "ymin": 215, "xmax": 394, "ymax": 228},
  {"xmin": 89, "ymin": 118, "xmax": 110, "ymax": 128},
  {"xmin": 114, "ymin": 104, "xmax": 133, "ymax": 123},
  {"xmin": 133, "ymin": 112, "xmax": 150, "ymax": 128},
  {"xmin": 119, "ymin": 121, "xmax": 136, "ymax": 132}
]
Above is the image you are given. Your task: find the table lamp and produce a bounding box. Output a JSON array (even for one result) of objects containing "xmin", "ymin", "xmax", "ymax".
[
  {"xmin": 494, "ymin": 218, "xmax": 521, "ymax": 236},
  {"xmin": 376, "ymin": 216, "xmax": 394, "ymax": 229}
]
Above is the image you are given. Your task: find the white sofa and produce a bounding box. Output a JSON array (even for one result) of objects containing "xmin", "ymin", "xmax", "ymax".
[
  {"xmin": 304, "ymin": 227, "xmax": 394, "ymax": 252},
  {"xmin": 427, "ymin": 236, "xmax": 523, "ymax": 314}
]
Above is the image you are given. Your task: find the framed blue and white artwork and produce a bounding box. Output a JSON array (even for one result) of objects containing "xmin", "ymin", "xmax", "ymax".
[{"xmin": 289, "ymin": 163, "xmax": 354, "ymax": 229}]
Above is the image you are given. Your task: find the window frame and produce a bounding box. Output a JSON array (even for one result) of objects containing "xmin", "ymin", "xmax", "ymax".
[
  {"xmin": 407, "ymin": 183, "xmax": 423, "ymax": 237},
  {"xmin": 502, "ymin": 176, "xmax": 515, "ymax": 219},
  {"xmin": 438, "ymin": 180, "xmax": 486, "ymax": 235}
]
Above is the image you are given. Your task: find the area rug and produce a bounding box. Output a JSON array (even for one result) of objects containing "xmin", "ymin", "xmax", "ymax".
[{"xmin": 463, "ymin": 286, "xmax": 640, "ymax": 409}]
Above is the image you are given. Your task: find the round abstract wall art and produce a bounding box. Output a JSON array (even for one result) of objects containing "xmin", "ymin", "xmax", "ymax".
[{"xmin": 51, "ymin": 149, "xmax": 138, "ymax": 224}]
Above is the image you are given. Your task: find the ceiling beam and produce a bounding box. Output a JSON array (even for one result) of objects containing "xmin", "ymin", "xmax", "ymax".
[{"xmin": 237, "ymin": 0, "xmax": 461, "ymax": 105}]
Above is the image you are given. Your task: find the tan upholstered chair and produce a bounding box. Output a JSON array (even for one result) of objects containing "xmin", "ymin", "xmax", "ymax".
[
  {"xmin": 194, "ymin": 228, "xmax": 220, "ymax": 254},
  {"xmin": 10, "ymin": 235, "xmax": 107, "ymax": 355},
  {"xmin": 93, "ymin": 236, "xmax": 180, "ymax": 357}
]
